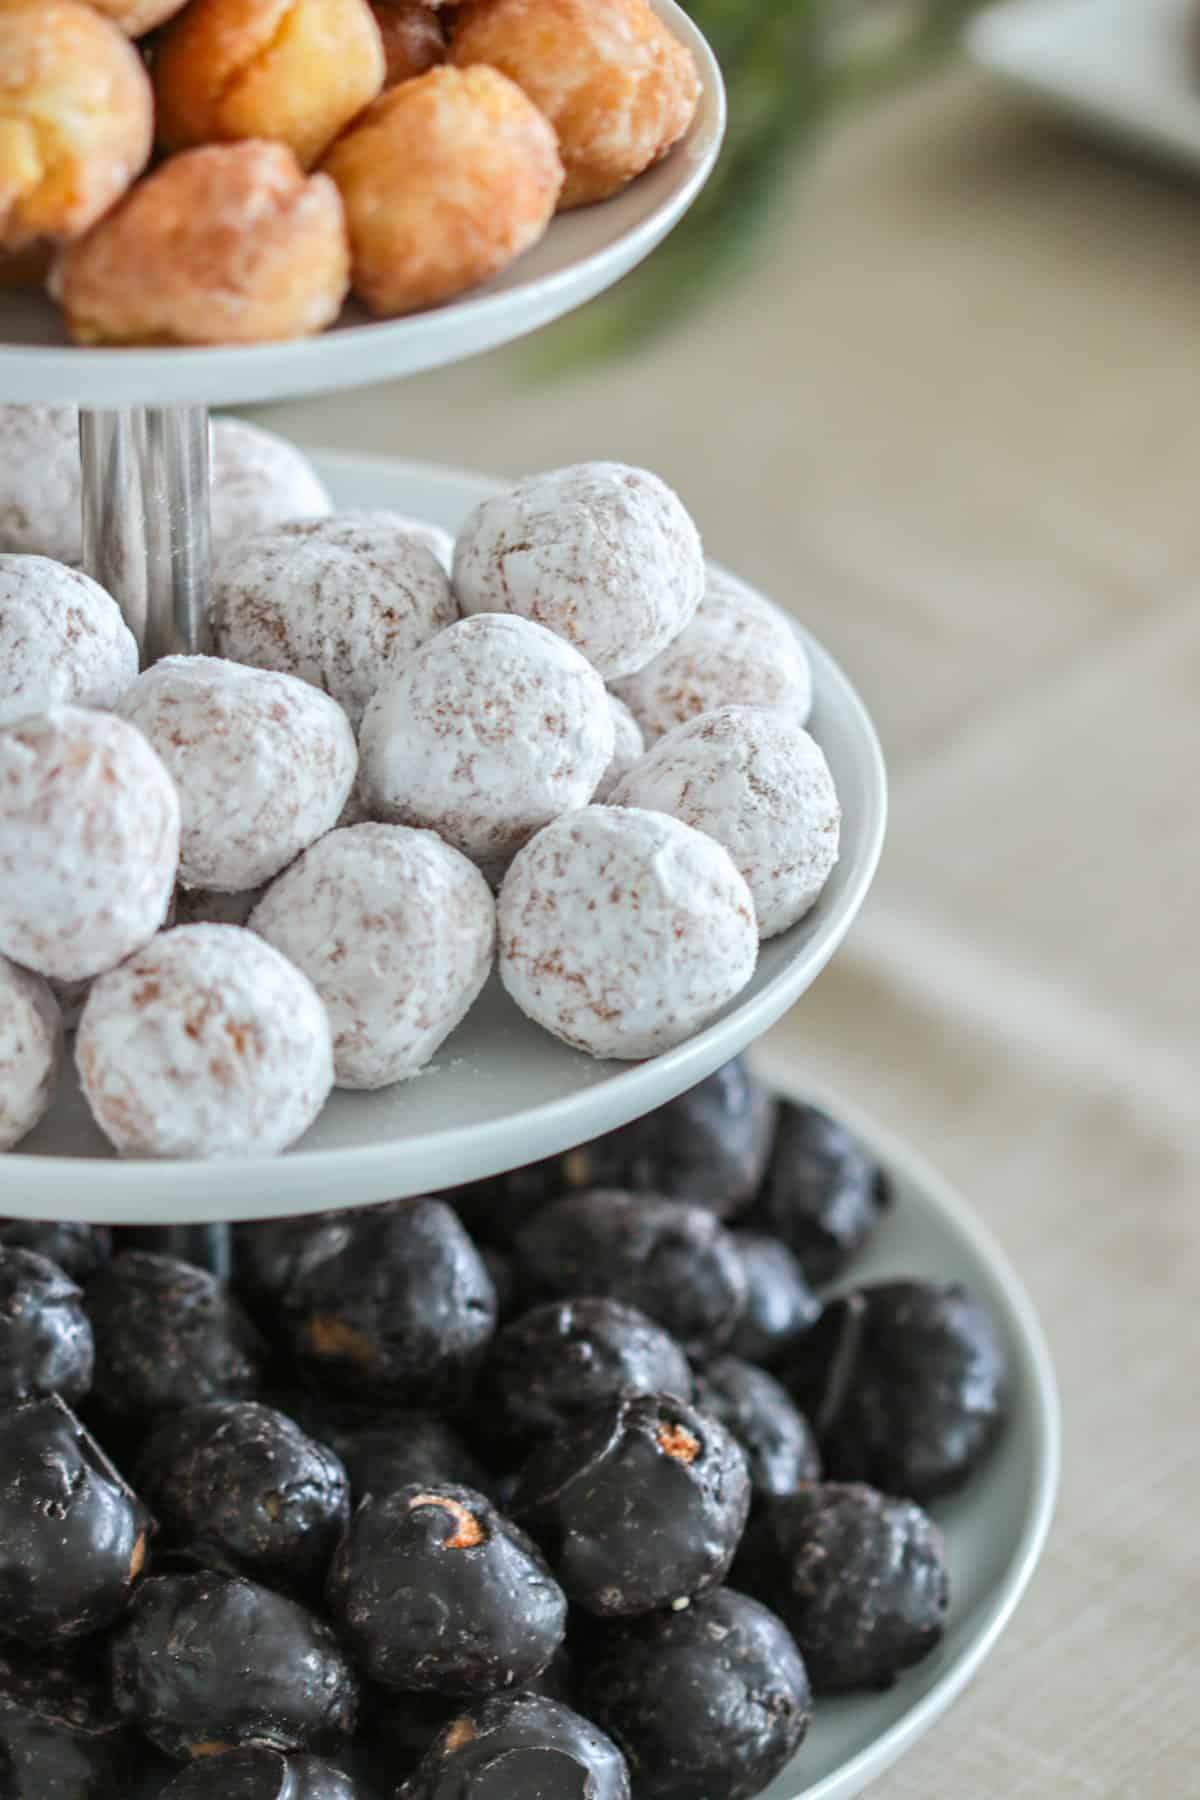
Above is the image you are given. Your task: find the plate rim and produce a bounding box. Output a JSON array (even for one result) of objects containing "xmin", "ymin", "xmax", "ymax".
[
  {"xmin": 758, "ymin": 1066, "xmax": 1062, "ymax": 1800},
  {"xmin": 3, "ymin": 451, "xmax": 887, "ymax": 1220}
]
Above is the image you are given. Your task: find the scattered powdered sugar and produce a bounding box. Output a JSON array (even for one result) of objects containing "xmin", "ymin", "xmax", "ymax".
[
  {"xmin": 0, "ymin": 555, "xmax": 138, "ymax": 728},
  {"xmin": 209, "ymin": 419, "xmax": 333, "ymax": 546},
  {"xmin": 594, "ymin": 691, "xmax": 645, "ymax": 802}
]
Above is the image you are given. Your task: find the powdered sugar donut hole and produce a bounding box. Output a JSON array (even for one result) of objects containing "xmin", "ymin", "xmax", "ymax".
[
  {"xmin": 0, "ymin": 957, "xmax": 62, "ymax": 1151},
  {"xmin": 379, "ymin": 513, "xmax": 456, "ymax": 573},
  {"xmin": 76, "ymin": 925, "xmax": 333, "ymax": 1160},
  {"xmin": 594, "ymin": 692, "xmax": 645, "ymax": 803},
  {"xmin": 210, "ymin": 418, "xmax": 333, "ymax": 547},
  {"xmin": 250, "ymin": 823, "xmax": 496, "ymax": 1089},
  {"xmin": 612, "ymin": 565, "xmax": 814, "ymax": 744},
  {"xmin": 453, "ymin": 462, "xmax": 704, "ymax": 680},
  {"xmin": 214, "ymin": 513, "xmax": 457, "ymax": 727},
  {"xmin": 0, "ymin": 406, "xmax": 82, "ymax": 564},
  {"xmin": 0, "ymin": 707, "xmax": 179, "ymax": 982},
  {"xmin": 360, "ymin": 613, "xmax": 614, "ymax": 878},
  {"xmin": 498, "ymin": 805, "xmax": 758, "ymax": 1060},
  {"xmin": 0, "ymin": 556, "xmax": 138, "ymax": 729},
  {"xmin": 612, "ymin": 705, "xmax": 840, "ymax": 939},
  {"xmin": 116, "ymin": 656, "xmax": 356, "ymax": 892}
]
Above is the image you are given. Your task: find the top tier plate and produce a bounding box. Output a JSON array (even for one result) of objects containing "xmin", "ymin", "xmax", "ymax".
[
  {"xmin": 6, "ymin": 452, "xmax": 887, "ymax": 1224},
  {"xmin": 0, "ymin": 1, "xmax": 723, "ymax": 411}
]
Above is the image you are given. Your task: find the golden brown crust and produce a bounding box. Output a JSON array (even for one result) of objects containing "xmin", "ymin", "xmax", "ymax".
[
  {"xmin": 0, "ymin": 0, "xmax": 154, "ymax": 251},
  {"xmin": 370, "ymin": 0, "xmax": 445, "ymax": 86},
  {"xmin": 59, "ymin": 141, "xmax": 351, "ymax": 346},
  {"xmin": 154, "ymin": 0, "xmax": 386, "ymax": 169},
  {"xmin": 87, "ymin": 0, "xmax": 191, "ymax": 33},
  {"xmin": 449, "ymin": 0, "xmax": 701, "ymax": 208},
  {"xmin": 322, "ymin": 64, "xmax": 562, "ymax": 316}
]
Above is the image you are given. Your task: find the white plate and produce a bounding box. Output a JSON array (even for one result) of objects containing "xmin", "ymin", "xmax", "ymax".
[
  {"xmin": 0, "ymin": 0, "xmax": 723, "ymax": 410},
  {"xmin": 968, "ymin": 0, "xmax": 1200, "ymax": 170},
  {"xmin": 5, "ymin": 451, "xmax": 887, "ymax": 1223},
  {"xmin": 752, "ymin": 1070, "xmax": 1060, "ymax": 1800}
]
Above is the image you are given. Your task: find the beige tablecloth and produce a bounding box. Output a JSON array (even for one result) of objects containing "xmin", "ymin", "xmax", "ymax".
[{"xmin": 260, "ymin": 65, "xmax": 1200, "ymax": 1798}]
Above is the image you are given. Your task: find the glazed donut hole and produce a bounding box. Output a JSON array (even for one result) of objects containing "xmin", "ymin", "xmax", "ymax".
[
  {"xmin": 453, "ymin": 462, "xmax": 705, "ymax": 681},
  {"xmin": 154, "ymin": 0, "xmax": 386, "ymax": 170},
  {"xmin": 321, "ymin": 64, "xmax": 563, "ymax": 317},
  {"xmin": 0, "ymin": 959, "xmax": 62, "ymax": 1152},
  {"xmin": 213, "ymin": 513, "xmax": 457, "ymax": 728},
  {"xmin": 58, "ymin": 142, "xmax": 350, "ymax": 349},
  {"xmin": 115, "ymin": 655, "xmax": 357, "ymax": 893},
  {"xmin": 612, "ymin": 564, "xmax": 815, "ymax": 744},
  {"xmin": 249, "ymin": 823, "xmax": 496, "ymax": 1089},
  {"xmin": 448, "ymin": 0, "xmax": 702, "ymax": 208},
  {"xmin": 359, "ymin": 612, "xmax": 614, "ymax": 878},
  {"xmin": 371, "ymin": 0, "xmax": 447, "ymax": 85},
  {"xmin": 0, "ymin": 707, "xmax": 180, "ymax": 985},
  {"xmin": 611, "ymin": 705, "xmax": 841, "ymax": 939},
  {"xmin": 0, "ymin": 556, "xmax": 138, "ymax": 729},
  {"xmin": 0, "ymin": 0, "xmax": 154, "ymax": 252},
  {"xmin": 76, "ymin": 925, "xmax": 334, "ymax": 1160}
]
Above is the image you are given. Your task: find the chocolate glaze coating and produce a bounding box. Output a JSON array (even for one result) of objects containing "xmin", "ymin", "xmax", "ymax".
[
  {"xmin": 0, "ymin": 1396, "xmax": 151, "ymax": 1644},
  {"xmin": 279, "ymin": 1201, "xmax": 497, "ymax": 1409},
  {"xmin": 0, "ymin": 1641, "xmax": 137, "ymax": 1799},
  {"xmin": 116, "ymin": 1227, "xmax": 232, "ymax": 1281},
  {"xmin": 745, "ymin": 1101, "xmax": 891, "ymax": 1285},
  {"xmin": 108, "ymin": 1572, "xmax": 359, "ymax": 1759},
  {"xmin": 156, "ymin": 1746, "xmax": 364, "ymax": 1798},
  {"xmin": 692, "ymin": 1356, "xmax": 821, "ymax": 1500},
  {"xmin": 0, "ymin": 1247, "xmax": 94, "ymax": 1406},
  {"xmin": 514, "ymin": 1192, "xmax": 747, "ymax": 1359},
  {"xmin": 734, "ymin": 1482, "xmax": 949, "ymax": 1693},
  {"xmin": 136, "ymin": 1402, "xmax": 350, "ymax": 1594},
  {"xmin": 234, "ymin": 1212, "xmax": 382, "ymax": 1315},
  {"xmin": 584, "ymin": 1588, "xmax": 812, "ymax": 1800},
  {"xmin": 262, "ymin": 1393, "xmax": 495, "ymax": 1505},
  {"xmin": 399, "ymin": 1692, "xmax": 630, "ymax": 1800},
  {"xmin": 0, "ymin": 1223, "xmax": 111, "ymax": 1286},
  {"xmin": 471, "ymin": 1298, "xmax": 693, "ymax": 1464},
  {"xmin": 512, "ymin": 1392, "xmax": 751, "ymax": 1617},
  {"xmin": 328, "ymin": 1483, "xmax": 567, "ymax": 1695},
  {"xmin": 727, "ymin": 1232, "xmax": 822, "ymax": 1367},
  {"xmin": 784, "ymin": 1281, "xmax": 1010, "ymax": 1500},
  {"xmin": 86, "ymin": 1254, "xmax": 266, "ymax": 1424}
]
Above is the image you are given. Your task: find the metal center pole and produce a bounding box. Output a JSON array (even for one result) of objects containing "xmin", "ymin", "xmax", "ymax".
[{"xmin": 79, "ymin": 406, "xmax": 212, "ymax": 665}]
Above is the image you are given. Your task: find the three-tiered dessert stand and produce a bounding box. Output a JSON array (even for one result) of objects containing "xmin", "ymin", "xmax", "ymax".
[{"xmin": 0, "ymin": 8, "xmax": 1057, "ymax": 1792}]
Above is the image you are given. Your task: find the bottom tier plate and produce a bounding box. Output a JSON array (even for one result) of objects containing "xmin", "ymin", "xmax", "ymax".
[
  {"xmin": 10, "ymin": 451, "xmax": 887, "ymax": 1222},
  {"xmin": 756, "ymin": 1072, "xmax": 1059, "ymax": 1800}
]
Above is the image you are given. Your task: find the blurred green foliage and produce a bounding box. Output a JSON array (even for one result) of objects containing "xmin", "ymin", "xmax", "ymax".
[{"xmin": 537, "ymin": 0, "xmax": 987, "ymax": 371}]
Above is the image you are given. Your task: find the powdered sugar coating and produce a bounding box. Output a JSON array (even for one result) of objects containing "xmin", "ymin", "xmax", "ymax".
[
  {"xmin": 76, "ymin": 924, "xmax": 333, "ymax": 1159},
  {"xmin": 0, "ymin": 957, "xmax": 62, "ymax": 1151},
  {"xmin": 0, "ymin": 707, "xmax": 179, "ymax": 982},
  {"xmin": 612, "ymin": 565, "xmax": 814, "ymax": 743},
  {"xmin": 379, "ymin": 513, "xmax": 455, "ymax": 573},
  {"xmin": 0, "ymin": 555, "xmax": 138, "ymax": 728},
  {"xmin": 453, "ymin": 462, "xmax": 704, "ymax": 681},
  {"xmin": 210, "ymin": 419, "xmax": 333, "ymax": 547},
  {"xmin": 612, "ymin": 705, "xmax": 840, "ymax": 939},
  {"xmin": 360, "ymin": 613, "xmax": 614, "ymax": 877},
  {"xmin": 214, "ymin": 512, "xmax": 457, "ymax": 727},
  {"xmin": 0, "ymin": 406, "xmax": 83, "ymax": 564},
  {"xmin": 594, "ymin": 691, "xmax": 645, "ymax": 803},
  {"xmin": 249, "ymin": 823, "xmax": 495, "ymax": 1088},
  {"xmin": 116, "ymin": 656, "xmax": 356, "ymax": 892},
  {"xmin": 498, "ymin": 805, "xmax": 758, "ymax": 1061}
]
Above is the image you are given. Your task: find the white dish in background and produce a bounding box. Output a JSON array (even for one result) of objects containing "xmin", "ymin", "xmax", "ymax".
[
  {"xmin": 751, "ymin": 1069, "xmax": 1060, "ymax": 1800},
  {"xmin": 968, "ymin": 0, "xmax": 1200, "ymax": 169},
  {"xmin": 5, "ymin": 451, "xmax": 887, "ymax": 1224},
  {"xmin": 0, "ymin": 0, "xmax": 722, "ymax": 410}
]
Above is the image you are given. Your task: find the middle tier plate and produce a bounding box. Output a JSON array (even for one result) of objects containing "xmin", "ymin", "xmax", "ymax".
[{"xmin": 9, "ymin": 451, "xmax": 888, "ymax": 1221}]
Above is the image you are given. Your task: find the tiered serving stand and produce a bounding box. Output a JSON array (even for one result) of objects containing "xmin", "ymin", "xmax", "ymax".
[{"xmin": 0, "ymin": 9, "xmax": 1057, "ymax": 1793}]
